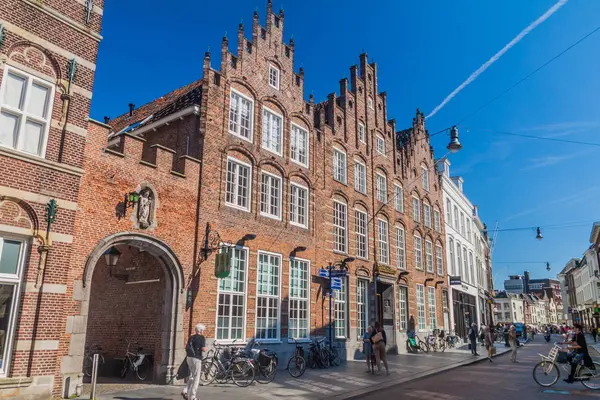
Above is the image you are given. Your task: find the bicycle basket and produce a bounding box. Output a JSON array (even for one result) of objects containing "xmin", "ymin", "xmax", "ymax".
[
  {"xmin": 408, "ymin": 338, "xmax": 417, "ymax": 346},
  {"xmin": 223, "ymin": 347, "xmax": 232, "ymax": 360},
  {"xmin": 258, "ymin": 350, "xmax": 276, "ymax": 367}
]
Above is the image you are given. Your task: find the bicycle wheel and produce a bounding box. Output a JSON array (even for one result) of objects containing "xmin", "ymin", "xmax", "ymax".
[
  {"xmin": 120, "ymin": 359, "xmax": 129, "ymax": 379},
  {"xmin": 307, "ymin": 352, "xmax": 318, "ymax": 369},
  {"xmin": 439, "ymin": 341, "xmax": 446, "ymax": 353},
  {"xmin": 320, "ymin": 348, "xmax": 330, "ymax": 368},
  {"xmin": 231, "ymin": 360, "xmax": 255, "ymax": 387},
  {"xmin": 200, "ymin": 361, "xmax": 219, "ymax": 386},
  {"xmin": 532, "ymin": 361, "xmax": 560, "ymax": 387},
  {"xmin": 135, "ymin": 357, "xmax": 151, "ymax": 381},
  {"xmin": 330, "ymin": 347, "xmax": 340, "ymax": 366},
  {"xmin": 288, "ymin": 355, "xmax": 306, "ymax": 378},
  {"xmin": 256, "ymin": 359, "xmax": 277, "ymax": 384},
  {"xmin": 580, "ymin": 361, "xmax": 600, "ymax": 390},
  {"xmin": 419, "ymin": 340, "xmax": 429, "ymax": 353},
  {"xmin": 83, "ymin": 356, "xmax": 93, "ymax": 377}
]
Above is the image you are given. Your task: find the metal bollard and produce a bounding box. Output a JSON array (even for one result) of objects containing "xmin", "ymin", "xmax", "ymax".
[{"xmin": 90, "ymin": 353, "xmax": 99, "ymax": 400}]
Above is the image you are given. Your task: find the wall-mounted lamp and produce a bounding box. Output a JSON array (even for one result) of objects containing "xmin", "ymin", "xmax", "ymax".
[{"xmin": 103, "ymin": 246, "xmax": 127, "ymax": 280}]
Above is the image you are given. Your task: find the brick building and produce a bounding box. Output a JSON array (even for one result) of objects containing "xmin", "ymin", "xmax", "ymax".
[
  {"xmin": 0, "ymin": 1, "xmax": 451, "ymax": 398},
  {"xmin": 0, "ymin": 0, "xmax": 103, "ymax": 398}
]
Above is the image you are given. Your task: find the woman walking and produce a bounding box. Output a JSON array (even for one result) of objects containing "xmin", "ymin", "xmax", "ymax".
[
  {"xmin": 508, "ymin": 325, "xmax": 518, "ymax": 363},
  {"xmin": 485, "ymin": 324, "xmax": 496, "ymax": 362},
  {"xmin": 362, "ymin": 326, "xmax": 373, "ymax": 372},
  {"xmin": 468, "ymin": 323, "xmax": 479, "ymax": 356},
  {"xmin": 370, "ymin": 322, "xmax": 390, "ymax": 375}
]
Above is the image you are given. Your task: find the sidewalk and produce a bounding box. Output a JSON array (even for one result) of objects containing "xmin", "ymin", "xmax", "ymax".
[{"xmin": 81, "ymin": 344, "xmax": 510, "ymax": 400}]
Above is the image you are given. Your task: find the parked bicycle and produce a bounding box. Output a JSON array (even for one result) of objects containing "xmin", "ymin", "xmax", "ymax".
[
  {"xmin": 202, "ymin": 341, "xmax": 255, "ymax": 387},
  {"xmin": 120, "ymin": 341, "xmax": 152, "ymax": 381},
  {"xmin": 533, "ymin": 342, "xmax": 600, "ymax": 389},
  {"xmin": 445, "ymin": 332, "xmax": 462, "ymax": 349},
  {"xmin": 406, "ymin": 333, "xmax": 429, "ymax": 353},
  {"xmin": 83, "ymin": 344, "xmax": 105, "ymax": 377},
  {"xmin": 287, "ymin": 338, "xmax": 307, "ymax": 378},
  {"xmin": 307, "ymin": 337, "xmax": 340, "ymax": 369},
  {"xmin": 244, "ymin": 339, "xmax": 278, "ymax": 384}
]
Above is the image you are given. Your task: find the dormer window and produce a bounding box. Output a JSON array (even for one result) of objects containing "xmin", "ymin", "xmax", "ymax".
[
  {"xmin": 368, "ymin": 97, "xmax": 374, "ymax": 110},
  {"xmin": 269, "ymin": 65, "xmax": 280, "ymax": 90}
]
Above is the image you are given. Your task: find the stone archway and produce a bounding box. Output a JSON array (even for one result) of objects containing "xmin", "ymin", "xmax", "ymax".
[{"xmin": 63, "ymin": 233, "xmax": 185, "ymax": 395}]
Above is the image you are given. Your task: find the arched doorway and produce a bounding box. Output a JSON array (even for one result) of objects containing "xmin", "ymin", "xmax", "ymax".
[{"xmin": 76, "ymin": 233, "xmax": 185, "ymax": 385}]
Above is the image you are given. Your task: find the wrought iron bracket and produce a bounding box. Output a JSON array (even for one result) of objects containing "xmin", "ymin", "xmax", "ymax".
[{"xmin": 201, "ymin": 223, "xmax": 232, "ymax": 261}]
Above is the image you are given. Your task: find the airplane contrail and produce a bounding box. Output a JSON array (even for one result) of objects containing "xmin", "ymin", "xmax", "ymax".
[{"xmin": 426, "ymin": 0, "xmax": 569, "ymax": 119}]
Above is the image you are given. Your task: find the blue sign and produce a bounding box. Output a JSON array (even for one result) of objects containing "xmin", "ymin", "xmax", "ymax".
[
  {"xmin": 329, "ymin": 270, "xmax": 347, "ymax": 278},
  {"xmin": 319, "ymin": 268, "xmax": 329, "ymax": 278},
  {"xmin": 331, "ymin": 277, "xmax": 342, "ymax": 290}
]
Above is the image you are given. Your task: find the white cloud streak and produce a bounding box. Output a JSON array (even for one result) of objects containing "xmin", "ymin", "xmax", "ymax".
[{"xmin": 426, "ymin": 0, "xmax": 569, "ymax": 119}]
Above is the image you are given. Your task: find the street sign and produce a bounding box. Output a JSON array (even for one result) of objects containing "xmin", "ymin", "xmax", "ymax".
[
  {"xmin": 319, "ymin": 268, "xmax": 329, "ymax": 278},
  {"xmin": 329, "ymin": 270, "xmax": 347, "ymax": 278},
  {"xmin": 331, "ymin": 277, "xmax": 342, "ymax": 290},
  {"xmin": 449, "ymin": 276, "xmax": 462, "ymax": 285}
]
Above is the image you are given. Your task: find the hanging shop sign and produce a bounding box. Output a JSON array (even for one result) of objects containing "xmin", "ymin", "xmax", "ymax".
[
  {"xmin": 214, "ymin": 248, "xmax": 232, "ymax": 278},
  {"xmin": 449, "ymin": 276, "xmax": 462, "ymax": 285}
]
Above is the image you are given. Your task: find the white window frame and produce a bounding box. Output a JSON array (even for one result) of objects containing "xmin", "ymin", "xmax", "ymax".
[
  {"xmin": 262, "ymin": 106, "xmax": 283, "ymax": 156},
  {"xmin": 436, "ymin": 244, "xmax": 444, "ymax": 276},
  {"xmin": 228, "ymin": 88, "xmax": 254, "ymax": 142},
  {"xmin": 423, "ymin": 203, "xmax": 432, "ymax": 228},
  {"xmin": 456, "ymin": 242, "xmax": 462, "ymax": 278},
  {"xmin": 333, "ymin": 147, "xmax": 347, "ymax": 184},
  {"xmin": 446, "ymin": 199, "xmax": 452, "ymax": 225},
  {"xmin": 225, "ymin": 157, "xmax": 252, "ymax": 212},
  {"xmin": 394, "ymin": 184, "xmax": 404, "ymax": 213},
  {"xmin": 412, "ymin": 196, "xmax": 421, "ymax": 222},
  {"xmin": 396, "ymin": 226, "xmax": 406, "ymax": 270},
  {"xmin": 216, "ymin": 246, "xmax": 249, "ymax": 343},
  {"xmin": 269, "ymin": 64, "xmax": 280, "ymax": 90},
  {"xmin": 260, "ymin": 171, "xmax": 282, "ymax": 220},
  {"xmin": 334, "ymin": 278, "xmax": 348, "ymax": 338},
  {"xmin": 355, "ymin": 208, "xmax": 368, "ymax": 260},
  {"xmin": 290, "ymin": 122, "xmax": 309, "ymax": 167},
  {"xmin": 376, "ymin": 172, "xmax": 387, "ymax": 202},
  {"xmin": 434, "ymin": 209, "xmax": 441, "ymax": 232},
  {"xmin": 255, "ymin": 251, "xmax": 282, "ymax": 342},
  {"xmin": 448, "ymin": 237, "xmax": 455, "ymax": 276},
  {"xmin": 428, "ymin": 286, "xmax": 437, "ymax": 329},
  {"xmin": 0, "ymin": 235, "xmax": 27, "ymax": 376},
  {"xmin": 357, "ymin": 279, "xmax": 369, "ymax": 338},
  {"xmin": 469, "ymin": 251, "xmax": 475, "ymax": 285},
  {"xmin": 354, "ymin": 159, "xmax": 367, "ymax": 194},
  {"xmin": 289, "ymin": 257, "xmax": 310, "ymax": 341},
  {"xmin": 368, "ymin": 97, "xmax": 374, "ymax": 110},
  {"xmin": 416, "ymin": 284, "xmax": 427, "ymax": 331},
  {"xmin": 414, "ymin": 234, "xmax": 423, "ymax": 270},
  {"xmin": 422, "ymin": 166, "xmax": 429, "ymax": 192},
  {"xmin": 460, "ymin": 212, "xmax": 465, "ymax": 236},
  {"xmin": 453, "ymin": 206, "xmax": 459, "ymax": 229},
  {"xmin": 0, "ymin": 65, "xmax": 55, "ymax": 158},
  {"xmin": 398, "ymin": 285, "xmax": 408, "ymax": 331},
  {"xmin": 462, "ymin": 246, "xmax": 469, "ymax": 281},
  {"xmin": 378, "ymin": 218, "xmax": 390, "ymax": 265},
  {"xmin": 358, "ymin": 122, "xmax": 366, "ymax": 143},
  {"xmin": 333, "ymin": 200, "xmax": 348, "ymax": 254},
  {"xmin": 376, "ymin": 135, "xmax": 386, "ymax": 155},
  {"xmin": 290, "ymin": 182, "xmax": 309, "ymax": 228},
  {"xmin": 425, "ymin": 239, "xmax": 434, "ymax": 273}
]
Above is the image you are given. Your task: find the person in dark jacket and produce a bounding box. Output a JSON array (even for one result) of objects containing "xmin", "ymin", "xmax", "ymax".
[
  {"xmin": 369, "ymin": 322, "xmax": 389, "ymax": 375},
  {"xmin": 182, "ymin": 323, "xmax": 207, "ymax": 400},
  {"xmin": 563, "ymin": 324, "xmax": 592, "ymax": 384},
  {"xmin": 468, "ymin": 323, "xmax": 479, "ymax": 356}
]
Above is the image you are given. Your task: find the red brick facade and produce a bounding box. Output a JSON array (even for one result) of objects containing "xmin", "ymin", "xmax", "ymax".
[{"xmin": 0, "ymin": 1, "xmax": 450, "ymax": 398}]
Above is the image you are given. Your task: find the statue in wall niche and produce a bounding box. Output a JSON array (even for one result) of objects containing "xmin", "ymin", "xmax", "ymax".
[{"xmin": 137, "ymin": 189, "xmax": 153, "ymax": 229}]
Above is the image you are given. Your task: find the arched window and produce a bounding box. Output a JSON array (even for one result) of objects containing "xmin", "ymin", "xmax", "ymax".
[
  {"xmin": 446, "ymin": 199, "xmax": 452, "ymax": 224},
  {"xmin": 434, "ymin": 207, "xmax": 441, "ymax": 232},
  {"xmin": 423, "ymin": 201, "xmax": 432, "ymax": 228},
  {"xmin": 421, "ymin": 164, "xmax": 430, "ymax": 192},
  {"xmin": 436, "ymin": 242, "xmax": 444, "ymax": 276},
  {"xmin": 414, "ymin": 232, "xmax": 423, "ymax": 270},
  {"xmin": 333, "ymin": 199, "xmax": 348, "ymax": 253},
  {"xmin": 395, "ymin": 225, "xmax": 406, "ymax": 270},
  {"xmin": 412, "ymin": 195, "xmax": 421, "ymax": 223},
  {"xmin": 377, "ymin": 217, "xmax": 390, "ymax": 265}
]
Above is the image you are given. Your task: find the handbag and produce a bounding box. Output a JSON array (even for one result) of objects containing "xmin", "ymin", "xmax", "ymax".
[
  {"xmin": 372, "ymin": 332, "xmax": 384, "ymax": 344},
  {"xmin": 490, "ymin": 347, "xmax": 497, "ymax": 356}
]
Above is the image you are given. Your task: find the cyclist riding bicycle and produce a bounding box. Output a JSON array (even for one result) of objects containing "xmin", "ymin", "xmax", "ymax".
[{"xmin": 560, "ymin": 324, "xmax": 593, "ymax": 384}]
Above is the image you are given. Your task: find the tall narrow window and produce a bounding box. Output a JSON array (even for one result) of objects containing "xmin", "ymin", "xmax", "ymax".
[
  {"xmin": 425, "ymin": 240, "xmax": 433, "ymax": 273},
  {"xmin": 412, "ymin": 196, "xmax": 421, "ymax": 222},
  {"xmin": 469, "ymin": 252, "xmax": 475, "ymax": 285},
  {"xmin": 358, "ymin": 122, "xmax": 366, "ymax": 143},
  {"xmin": 394, "ymin": 184, "xmax": 404, "ymax": 213},
  {"xmin": 446, "ymin": 199, "xmax": 452, "ymax": 226},
  {"xmin": 378, "ymin": 218, "xmax": 389, "ymax": 265},
  {"xmin": 416, "ymin": 284, "xmax": 426, "ymax": 331},
  {"xmin": 289, "ymin": 258, "xmax": 310, "ymax": 340},
  {"xmin": 460, "ymin": 212, "xmax": 465, "ymax": 236},
  {"xmin": 226, "ymin": 158, "xmax": 251, "ymax": 211},
  {"xmin": 333, "ymin": 201, "xmax": 347, "ymax": 253},
  {"xmin": 334, "ymin": 278, "xmax": 347, "ymax": 338},
  {"xmin": 269, "ymin": 64, "xmax": 280, "ymax": 89},
  {"xmin": 453, "ymin": 206, "xmax": 459, "ymax": 229},
  {"xmin": 456, "ymin": 242, "xmax": 462, "ymax": 277},
  {"xmin": 260, "ymin": 172, "xmax": 282, "ymax": 219},
  {"xmin": 217, "ymin": 247, "xmax": 247, "ymax": 340},
  {"xmin": 0, "ymin": 67, "xmax": 55, "ymax": 157},
  {"xmin": 376, "ymin": 135, "xmax": 385, "ymax": 155},
  {"xmin": 422, "ymin": 166, "xmax": 429, "ymax": 192},
  {"xmin": 368, "ymin": 97, "xmax": 374, "ymax": 109},
  {"xmin": 354, "ymin": 160, "xmax": 366, "ymax": 194},
  {"xmin": 355, "ymin": 209, "xmax": 368, "ymax": 259},
  {"xmin": 414, "ymin": 234, "xmax": 423, "ymax": 270},
  {"xmin": 428, "ymin": 287, "xmax": 437, "ymax": 329},
  {"xmin": 256, "ymin": 252, "xmax": 281, "ymax": 340},
  {"xmin": 333, "ymin": 148, "xmax": 347, "ymax": 184},
  {"xmin": 0, "ymin": 237, "xmax": 26, "ymax": 374},
  {"xmin": 396, "ymin": 226, "xmax": 406, "ymax": 270},
  {"xmin": 290, "ymin": 183, "xmax": 308, "ymax": 227},
  {"xmin": 228, "ymin": 89, "xmax": 253, "ymax": 141},
  {"xmin": 398, "ymin": 286, "xmax": 408, "ymax": 331},
  {"xmin": 376, "ymin": 173, "xmax": 387, "ymax": 202},
  {"xmin": 262, "ymin": 107, "xmax": 283, "ymax": 155},
  {"xmin": 434, "ymin": 209, "xmax": 441, "ymax": 232},
  {"xmin": 290, "ymin": 123, "xmax": 308, "ymax": 166},
  {"xmin": 357, "ymin": 279, "xmax": 369, "ymax": 338},
  {"xmin": 462, "ymin": 246, "xmax": 469, "ymax": 281},
  {"xmin": 448, "ymin": 237, "xmax": 455, "ymax": 276},
  {"xmin": 436, "ymin": 244, "xmax": 444, "ymax": 276},
  {"xmin": 423, "ymin": 203, "xmax": 432, "ymax": 228},
  {"xmin": 467, "ymin": 220, "xmax": 472, "ymax": 243}
]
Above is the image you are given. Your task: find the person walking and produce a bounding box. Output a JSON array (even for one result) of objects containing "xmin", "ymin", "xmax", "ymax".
[
  {"xmin": 591, "ymin": 325, "xmax": 597, "ymax": 343},
  {"xmin": 182, "ymin": 323, "xmax": 207, "ymax": 400},
  {"xmin": 485, "ymin": 323, "xmax": 497, "ymax": 362},
  {"xmin": 468, "ymin": 323, "xmax": 479, "ymax": 356},
  {"xmin": 369, "ymin": 322, "xmax": 390, "ymax": 375},
  {"xmin": 362, "ymin": 326, "xmax": 373, "ymax": 372},
  {"xmin": 508, "ymin": 325, "xmax": 518, "ymax": 363}
]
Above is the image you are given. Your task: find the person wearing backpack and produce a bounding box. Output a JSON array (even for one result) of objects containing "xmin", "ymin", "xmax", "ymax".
[{"xmin": 182, "ymin": 323, "xmax": 207, "ymax": 400}]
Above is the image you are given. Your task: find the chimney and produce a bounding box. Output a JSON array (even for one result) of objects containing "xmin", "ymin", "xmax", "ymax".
[
  {"xmin": 128, "ymin": 103, "xmax": 135, "ymax": 117},
  {"xmin": 103, "ymin": 116, "xmax": 110, "ymax": 124}
]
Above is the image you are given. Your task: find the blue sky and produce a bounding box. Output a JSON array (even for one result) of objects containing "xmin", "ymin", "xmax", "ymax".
[{"xmin": 91, "ymin": 0, "xmax": 600, "ymax": 286}]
